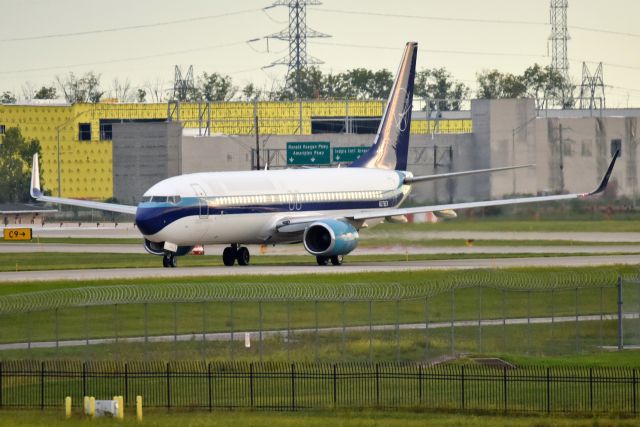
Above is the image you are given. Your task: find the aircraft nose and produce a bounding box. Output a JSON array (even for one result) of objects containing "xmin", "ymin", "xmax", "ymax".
[{"xmin": 135, "ymin": 206, "xmax": 163, "ymax": 236}]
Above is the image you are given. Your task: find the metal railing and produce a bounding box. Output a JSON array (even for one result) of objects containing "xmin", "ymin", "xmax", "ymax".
[{"xmin": 0, "ymin": 361, "xmax": 638, "ymax": 415}]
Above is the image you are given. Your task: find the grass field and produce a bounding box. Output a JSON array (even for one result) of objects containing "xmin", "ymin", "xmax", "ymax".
[
  {"xmin": 0, "ymin": 266, "xmax": 637, "ymax": 362},
  {"xmin": 2, "ymin": 409, "xmax": 639, "ymax": 427},
  {"xmin": 2, "ymin": 250, "xmax": 640, "ymax": 272}
]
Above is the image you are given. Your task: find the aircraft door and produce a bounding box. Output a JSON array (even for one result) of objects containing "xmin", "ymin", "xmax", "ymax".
[{"xmin": 191, "ymin": 183, "xmax": 209, "ymax": 219}]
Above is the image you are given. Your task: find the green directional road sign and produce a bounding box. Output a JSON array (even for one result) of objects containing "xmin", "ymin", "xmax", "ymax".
[
  {"xmin": 333, "ymin": 146, "xmax": 370, "ymax": 163},
  {"xmin": 287, "ymin": 142, "xmax": 330, "ymax": 166}
]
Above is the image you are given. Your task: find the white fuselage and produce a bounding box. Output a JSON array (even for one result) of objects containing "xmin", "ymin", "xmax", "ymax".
[{"xmin": 135, "ymin": 167, "xmax": 412, "ymax": 246}]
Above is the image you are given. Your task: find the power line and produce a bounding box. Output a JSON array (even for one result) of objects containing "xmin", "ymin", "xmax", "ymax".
[
  {"xmin": 314, "ymin": 8, "xmax": 640, "ymax": 39},
  {"xmin": 0, "ymin": 8, "xmax": 261, "ymax": 43},
  {"xmin": 0, "ymin": 41, "xmax": 247, "ymax": 75}
]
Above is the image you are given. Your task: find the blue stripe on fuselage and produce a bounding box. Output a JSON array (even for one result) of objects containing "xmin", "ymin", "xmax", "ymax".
[{"xmin": 135, "ymin": 195, "xmax": 405, "ymax": 236}]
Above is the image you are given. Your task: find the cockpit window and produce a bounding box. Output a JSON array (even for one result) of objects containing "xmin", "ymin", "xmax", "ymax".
[
  {"xmin": 168, "ymin": 196, "xmax": 182, "ymax": 204},
  {"xmin": 151, "ymin": 196, "xmax": 168, "ymax": 203}
]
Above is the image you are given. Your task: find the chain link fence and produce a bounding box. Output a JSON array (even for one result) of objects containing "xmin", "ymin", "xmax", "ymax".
[{"xmin": 0, "ymin": 274, "xmax": 638, "ymax": 362}]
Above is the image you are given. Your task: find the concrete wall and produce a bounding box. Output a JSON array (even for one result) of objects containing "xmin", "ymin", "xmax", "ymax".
[
  {"xmin": 110, "ymin": 100, "xmax": 640, "ymax": 204},
  {"xmin": 113, "ymin": 122, "xmax": 182, "ymax": 204}
]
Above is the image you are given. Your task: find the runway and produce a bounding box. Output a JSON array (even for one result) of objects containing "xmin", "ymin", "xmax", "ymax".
[
  {"xmin": 2, "ymin": 254, "xmax": 640, "ymax": 283},
  {"xmin": 2, "ymin": 242, "xmax": 639, "ymax": 255}
]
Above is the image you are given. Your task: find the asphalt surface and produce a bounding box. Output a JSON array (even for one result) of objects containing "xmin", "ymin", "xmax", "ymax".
[
  {"xmin": 2, "ymin": 242, "xmax": 640, "ymax": 255},
  {"xmin": 18, "ymin": 223, "xmax": 640, "ymax": 242},
  {"xmin": 2, "ymin": 254, "xmax": 640, "ymax": 283}
]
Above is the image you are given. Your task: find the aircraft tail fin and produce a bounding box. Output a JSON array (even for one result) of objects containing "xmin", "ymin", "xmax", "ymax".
[{"xmin": 350, "ymin": 42, "xmax": 417, "ymax": 171}]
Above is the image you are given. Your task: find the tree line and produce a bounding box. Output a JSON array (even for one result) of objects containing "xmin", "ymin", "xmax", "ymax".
[{"xmin": 1, "ymin": 63, "xmax": 572, "ymax": 109}]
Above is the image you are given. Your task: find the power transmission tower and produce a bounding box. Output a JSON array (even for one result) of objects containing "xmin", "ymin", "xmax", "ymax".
[
  {"xmin": 265, "ymin": 0, "xmax": 330, "ymax": 98},
  {"xmin": 173, "ymin": 65, "xmax": 195, "ymax": 102},
  {"xmin": 548, "ymin": 0, "xmax": 571, "ymax": 107},
  {"xmin": 579, "ymin": 62, "xmax": 605, "ymax": 110}
]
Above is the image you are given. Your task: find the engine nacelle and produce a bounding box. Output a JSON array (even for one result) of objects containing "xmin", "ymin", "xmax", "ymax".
[
  {"xmin": 143, "ymin": 239, "xmax": 193, "ymax": 256},
  {"xmin": 303, "ymin": 219, "xmax": 359, "ymax": 257}
]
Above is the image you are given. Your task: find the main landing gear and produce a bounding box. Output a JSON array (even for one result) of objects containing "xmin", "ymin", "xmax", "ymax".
[
  {"xmin": 316, "ymin": 255, "xmax": 343, "ymax": 266},
  {"xmin": 162, "ymin": 251, "xmax": 177, "ymax": 268},
  {"xmin": 222, "ymin": 244, "xmax": 250, "ymax": 266}
]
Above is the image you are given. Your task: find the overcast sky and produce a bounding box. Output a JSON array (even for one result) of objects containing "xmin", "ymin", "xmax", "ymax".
[{"xmin": 1, "ymin": 0, "xmax": 638, "ymax": 107}]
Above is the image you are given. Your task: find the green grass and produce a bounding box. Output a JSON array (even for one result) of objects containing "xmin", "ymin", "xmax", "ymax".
[
  {"xmin": 2, "ymin": 251, "xmax": 640, "ymax": 272},
  {"xmin": 2, "ymin": 409, "xmax": 639, "ymax": 427}
]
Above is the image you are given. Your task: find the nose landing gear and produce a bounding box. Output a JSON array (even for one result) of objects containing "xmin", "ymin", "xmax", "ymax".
[{"xmin": 222, "ymin": 244, "xmax": 251, "ymax": 266}]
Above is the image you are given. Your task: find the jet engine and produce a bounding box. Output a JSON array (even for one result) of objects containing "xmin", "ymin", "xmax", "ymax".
[
  {"xmin": 303, "ymin": 219, "xmax": 359, "ymax": 257},
  {"xmin": 143, "ymin": 239, "xmax": 193, "ymax": 256}
]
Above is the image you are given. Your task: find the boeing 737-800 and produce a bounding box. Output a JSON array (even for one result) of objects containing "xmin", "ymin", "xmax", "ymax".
[{"xmin": 30, "ymin": 42, "xmax": 618, "ymax": 267}]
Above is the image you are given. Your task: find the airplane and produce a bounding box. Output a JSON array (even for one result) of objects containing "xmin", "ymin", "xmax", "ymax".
[{"xmin": 30, "ymin": 42, "xmax": 619, "ymax": 268}]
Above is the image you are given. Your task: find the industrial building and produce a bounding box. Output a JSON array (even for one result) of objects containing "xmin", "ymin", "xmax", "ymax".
[{"xmin": 1, "ymin": 99, "xmax": 638, "ymax": 205}]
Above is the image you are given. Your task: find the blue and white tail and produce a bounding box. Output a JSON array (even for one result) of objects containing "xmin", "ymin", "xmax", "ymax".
[{"xmin": 350, "ymin": 42, "xmax": 417, "ymax": 171}]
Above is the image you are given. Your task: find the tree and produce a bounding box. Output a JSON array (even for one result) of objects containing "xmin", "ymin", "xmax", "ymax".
[
  {"xmin": 144, "ymin": 78, "xmax": 167, "ymax": 103},
  {"xmin": 277, "ymin": 66, "xmax": 325, "ymax": 100},
  {"xmin": 0, "ymin": 91, "xmax": 17, "ymax": 104},
  {"xmin": 339, "ymin": 68, "xmax": 393, "ymax": 100},
  {"xmin": 0, "ymin": 127, "xmax": 42, "ymax": 203},
  {"xmin": 476, "ymin": 69, "xmax": 526, "ymax": 99},
  {"xmin": 56, "ymin": 72, "xmax": 104, "ymax": 103},
  {"xmin": 34, "ymin": 86, "xmax": 57, "ymax": 100},
  {"xmin": 415, "ymin": 68, "xmax": 469, "ymax": 111},
  {"xmin": 197, "ymin": 72, "xmax": 237, "ymax": 102},
  {"xmin": 241, "ymin": 83, "xmax": 262, "ymax": 101},
  {"xmin": 136, "ymin": 88, "xmax": 147, "ymax": 103},
  {"xmin": 110, "ymin": 78, "xmax": 133, "ymax": 102}
]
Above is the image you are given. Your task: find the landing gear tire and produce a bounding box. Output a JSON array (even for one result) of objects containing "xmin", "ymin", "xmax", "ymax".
[
  {"xmin": 222, "ymin": 246, "xmax": 237, "ymax": 266},
  {"xmin": 163, "ymin": 252, "xmax": 177, "ymax": 268},
  {"xmin": 237, "ymin": 247, "xmax": 250, "ymax": 266},
  {"xmin": 316, "ymin": 256, "xmax": 330, "ymax": 266},
  {"xmin": 330, "ymin": 255, "xmax": 343, "ymax": 266}
]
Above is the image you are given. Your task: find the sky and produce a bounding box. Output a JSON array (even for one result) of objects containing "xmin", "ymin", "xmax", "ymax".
[{"xmin": 1, "ymin": 0, "xmax": 639, "ymax": 107}]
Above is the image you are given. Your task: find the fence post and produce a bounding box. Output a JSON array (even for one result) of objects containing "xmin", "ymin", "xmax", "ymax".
[
  {"xmin": 258, "ymin": 301, "xmax": 263, "ymax": 362},
  {"xmin": 0, "ymin": 362, "xmax": 3, "ymax": 408},
  {"xmin": 291, "ymin": 363, "xmax": 295, "ymax": 410},
  {"xmin": 395, "ymin": 299, "xmax": 400, "ymax": 362},
  {"xmin": 546, "ymin": 367, "xmax": 551, "ymax": 414},
  {"xmin": 40, "ymin": 361, "xmax": 45, "ymax": 410},
  {"xmin": 589, "ymin": 368, "xmax": 593, "ymax": 412},
  {"xmin": 333, "ymin": 364, "xmax": 337, "ymax": 407},
  {"xmin": 375, "ymin": 363, "xmax": 380, "ymax": 407},
  {"xmin": 166, "ymin": 362, "xmax": 171, "ymax": 410},
  {"xmin": 618, "ymin": 275, "xmax": 624, "ymax": 350},
  {"xmin": 503, "ymin": 366, "xmax": 507, "ymax": 411},
  {"xmin": 314, "ymin": 301, "xmax": 319, "ymax": 363},
  {"xmin": 250, "ymin": 363, "xmax": 254, "ymax": 408},
  {"xmin": 82, "ymin": 362, "xmax": 87, "ymax": 398},
  {"xmin": 633, "ymin": 368, "xmax": 637, "ymax": 416},
  {"xmin": 460, "ymin": 365, "xmax": 465, "ymax": 410},
  {"xmin": 368, "ymin": 300, "xmax": 373, "ymax": 362},
  {"xmin": 418, "ymin": 364, "xmax": 423, "ymax": 405},
  {"xmin": 424, "ymin": 297, "xmax": 429, "ymax": 360},
  {"xmin": 451, "ymin": 288, "xmax": 456, "ymax": 355},
  {"xmin": 207, "ymin": 362, "xmax": 212, "ymax": 412},
  {"xmin": 230, "ymin": 301, "xmax": 235, "ymax": 360},
  {"xmin": 54, "ymin": 308, "xmax": 59, "ymax": 350},
  {"xmin": 124, "ymin": 363, "xmax": 128, "ymax": 407}
]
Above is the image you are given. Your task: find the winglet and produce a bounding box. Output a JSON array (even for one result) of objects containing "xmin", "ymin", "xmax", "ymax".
[
  {"xmin": 587, "ymin": 150, "xmax": 619, "ymax": 196},
  {"xmin": 30, "ymin": 153, "xmax": 41, "ymax": 198}
]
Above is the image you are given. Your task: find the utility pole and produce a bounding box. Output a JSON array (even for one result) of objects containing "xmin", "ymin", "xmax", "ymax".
[
  {"xmin": 265, "ymin": 0, "xmax": 330, "ymax": 99},
  {"xmin": 254, "ymin": 102, "xmax": 260, "ymax": 170}
]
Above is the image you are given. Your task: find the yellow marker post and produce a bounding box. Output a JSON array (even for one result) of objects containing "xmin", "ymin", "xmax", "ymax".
[
  {"xmin": 113, "ymin": 396, "xmax": 124, "ymax": 420},
  {"xmin": 89, "ymin": 397, "xmax": 96, "ymax": 418},
  {"xmin": 3, "ymin": 228, "xmax": 32, "ymax": 241},
  {"xmin": 64, "ymin": 396, "xmax": 72, "ymax": 419},
  {"xmin": 136, "ymin": 396, "xmax": 143, "ymax": 422}
]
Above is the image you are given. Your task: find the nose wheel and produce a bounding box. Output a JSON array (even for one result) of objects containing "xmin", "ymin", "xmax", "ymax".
[
  {"xmin": 222, "ymin": 244, "xmax": 250, "ymax": 266},
  {"xmin": 162, "ymin": 252, "xmax": 177, "ymax": 268}
]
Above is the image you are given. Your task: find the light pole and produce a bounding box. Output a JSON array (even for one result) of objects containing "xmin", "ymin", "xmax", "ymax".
[{"xmin": 55, "ymin": 110, "xmax": 89, "ymax": 197}]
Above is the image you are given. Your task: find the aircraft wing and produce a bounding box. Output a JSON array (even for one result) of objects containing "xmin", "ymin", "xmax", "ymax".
[
  {"xmin": 404, "ymin": 164, "xmax": 534, "ymax": 184},
  {"xmin": 30, "ymin": 154, "xmax": 137, "ymax": 215},
  {"xmin": 350, "ymin": 151, "xmax": 618, "ymax": 222}
]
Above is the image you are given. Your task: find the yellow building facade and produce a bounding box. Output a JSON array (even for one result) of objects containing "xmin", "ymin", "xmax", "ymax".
[{"xmin": 0, "ymin": 101, "xmax": 471, "ymax": 200}]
